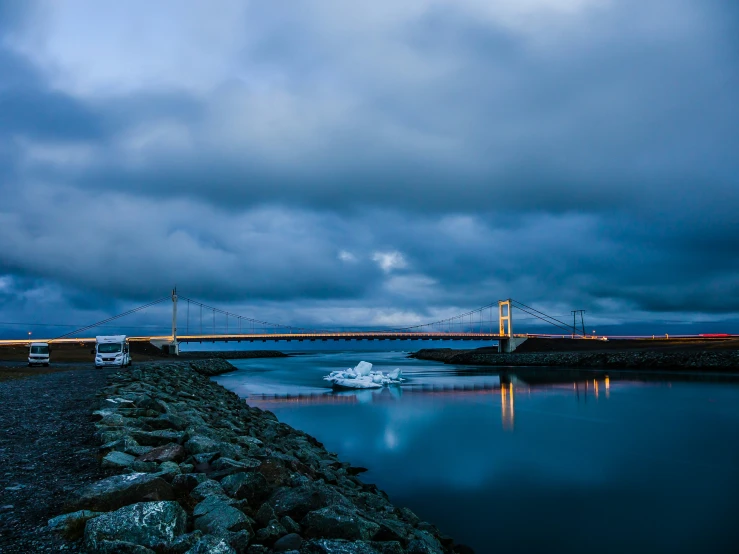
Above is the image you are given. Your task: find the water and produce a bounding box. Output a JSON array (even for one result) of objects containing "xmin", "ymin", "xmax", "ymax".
[{"xmin": 215, "ymin": 351, "xmax": 739, "ymax": 554}]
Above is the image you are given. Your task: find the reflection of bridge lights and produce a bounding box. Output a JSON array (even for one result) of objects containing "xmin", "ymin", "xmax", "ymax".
[
  {"xmin": 594, "ymin": 379, "xmax": 599, "ymax": 399},
  {"xmin": 605, "ymin": 376, "xmax": 610, "ymax": 399},
  {"xmin": 501, "ymin": 382, "xmax": 514, "ymax": 431}
]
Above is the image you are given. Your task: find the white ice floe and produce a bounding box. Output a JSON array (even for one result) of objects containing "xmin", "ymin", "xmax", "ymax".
[{"xmin": 324, "ymin": 361, "xmax": 404, "ymax": 390}]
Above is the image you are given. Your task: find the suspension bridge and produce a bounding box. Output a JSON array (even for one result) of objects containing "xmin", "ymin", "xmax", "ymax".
[{"xmin": 0, "ymin": 289, "xmax": 598, "ymax": 353}]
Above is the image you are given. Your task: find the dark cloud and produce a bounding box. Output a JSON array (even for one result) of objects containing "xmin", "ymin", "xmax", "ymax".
[{"xmin": 0, "ymin": 0, "xmax": 738, "ymax": 338}]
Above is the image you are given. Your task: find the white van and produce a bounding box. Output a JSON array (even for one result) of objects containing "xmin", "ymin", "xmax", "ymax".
[
  {"xmin": 94, "ymin": 335, "xmax": 132, "ymax": 368},
  {"xmin": 28, "ymin": 342, "xmax": 50, "ymax": 366}
]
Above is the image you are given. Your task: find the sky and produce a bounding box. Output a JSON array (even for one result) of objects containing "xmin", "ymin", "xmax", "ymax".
[{"xmin": 1, "ymin": 0, "xmax": 738, "ymax": 340}]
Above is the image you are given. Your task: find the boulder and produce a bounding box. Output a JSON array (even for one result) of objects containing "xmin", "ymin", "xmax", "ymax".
[
  {"xmin": 137, "ymin": 443, "xmax": 186, "ymax": 463},
  {"xmin": 221, "ymin": 472, "xmax": 269, "ymax": 503},
  {"xmin": 302, "ymin": 505, "xmax": 380, "ymax": 541},
  {"xmin": 95, "ymin": 540, "xmax": 156, "ymax": 553},
  {"xmin": 102, "ymin": 451, "xmax": 137, "ymax": 469},
  {"xmin": 280, "ymin": 515, "xmax": 300, "ymax": 534},
  {"xmin": 212, "ymin": 457, "xmax": 261, "ymax": 472},
  {"xmin": 407, "ymin": 530, "xmax": 444, "ymax": 554},
  {"xmin": 68, "ymin": 473, "xmax": 175, "ymax": 512},
  {"xmin": 184, "ymin": 533, "xmax": 237, "ymax": 554},
  {"xmin": 194, "ymin": 501, "xmax": 252, "ymax": 535},
  {"xmin": 193, "ymin": 495, "xmax": 235, "ymax": 518},
  {"xmin": 185, "ymin": 435, "xmax": 221, "ymax": 455},
  {"xmin": 84, "ymin": 501, "xmax": 186, "ymax": 550},
  {"xmin": 269, "ymin": 484, "xmax": 350, "ymax": 520},
  {"xmin": 301, "ymin": 539, "xmax": 404, "ymax": 554},
  {"xmin": 131, "ymin": 430, "xmax": 187, "ymax": 447},
  {"xmin": 191, "ymin": 479, "xmax": 227, "ymax": 502},
  {"xmin": 172, "ymin": 472, "xmax": 208, "ymax": 494},
  {"xmin": 254, "ymin": 518, "xmax": 287, "ymax": 546},
  {"xmin": 47, "ymin": 509, "xmax": 102, "ymax": 539},
  {"xmin": 163, "ymin": 531, "xmax": 203, "ymax": 554},
  {"xmin": 273, "ymin": 533, "xmax": 303, "ymax": 552}
]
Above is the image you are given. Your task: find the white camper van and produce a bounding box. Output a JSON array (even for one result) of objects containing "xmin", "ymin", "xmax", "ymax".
[
  {"xmin": 94, "ymin": 335, "xmax": 131, "ymax": 368},
  {"xmin": 28, "ymin": 342, "xmax": 50, "ymax": 366}
]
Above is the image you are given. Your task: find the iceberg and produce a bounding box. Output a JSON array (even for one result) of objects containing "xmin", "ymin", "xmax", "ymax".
[{"xmin": 324, "ymin": 361, "xmax": 405, "ymax": 390}]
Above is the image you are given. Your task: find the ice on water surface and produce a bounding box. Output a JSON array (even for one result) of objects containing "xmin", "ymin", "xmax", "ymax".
[{"xmin": 324, "ymin": 361, "xmax": 404, "ymax": 389}]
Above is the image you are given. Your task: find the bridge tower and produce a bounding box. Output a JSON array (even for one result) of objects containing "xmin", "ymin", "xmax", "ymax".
[
  {"xmin": 498, "ymin": 299, "xmax": 527, "ymax": 353},
  {"xmin": 499, "ymin": 299, "xmax": 512, "ymax": 337},
  {"xmin": 170, "ymin": 287, "xmax": 179, "ymax": 356}
]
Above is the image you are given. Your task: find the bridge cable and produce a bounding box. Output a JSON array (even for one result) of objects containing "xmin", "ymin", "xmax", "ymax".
[
  {"xmin": 50, "ymin": 296, "xmax": 171, "ymax": 342},
  {"xmin": 510, "ymin": 300, "xmax": 581, "ymax": 336}
]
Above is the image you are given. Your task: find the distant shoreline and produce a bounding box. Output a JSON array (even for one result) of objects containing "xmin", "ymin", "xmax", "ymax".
[{"xmin": 410, "ymin": 344, "xmax": 739, "ymax": 373}]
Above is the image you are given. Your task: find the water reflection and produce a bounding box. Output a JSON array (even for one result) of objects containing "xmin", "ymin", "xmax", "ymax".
[
  {"xmin": 244, "ymin": 373, "xmax": 625, "ymax": 432},
  {"xmin": 501, "ymin": 383, "xmax": 514, "ymax": 431},
  {"xmin": 216, "ymin": 353, "xmax": 739, "ymax": 554}
]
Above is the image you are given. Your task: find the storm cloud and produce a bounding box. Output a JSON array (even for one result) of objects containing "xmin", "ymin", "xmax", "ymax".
[{"xmin": 1, "ymin": 0, "xmax": 737, "ymax": 338}]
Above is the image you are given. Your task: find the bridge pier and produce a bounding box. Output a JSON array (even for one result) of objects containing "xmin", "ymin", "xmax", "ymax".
[{"xmin": 498, "ymin": 337, "xmax": 528, "ymax": 353}]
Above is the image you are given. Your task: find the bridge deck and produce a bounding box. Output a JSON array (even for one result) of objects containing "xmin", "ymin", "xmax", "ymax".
[
  {"xmin": 169, "ymin": 332, "xmax": 506, "ymax": 343},
  {"xmin": 0, "ymin": 332, "xmax": 508, "ymax": 345}
]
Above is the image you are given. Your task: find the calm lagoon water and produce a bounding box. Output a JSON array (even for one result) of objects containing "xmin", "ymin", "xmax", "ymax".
[{"xmin": 215, "ymin": 351, "xmax": 739, "ymax": 554}]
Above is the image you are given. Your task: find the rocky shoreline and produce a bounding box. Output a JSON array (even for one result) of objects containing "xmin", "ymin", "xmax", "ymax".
[
  {"xmin": 47, "ymin": 360, "xmax": 467, "ymax": 553},
  {"xmin": 411, "ymin": 348, "xmax": 739, "ymax": 371}
]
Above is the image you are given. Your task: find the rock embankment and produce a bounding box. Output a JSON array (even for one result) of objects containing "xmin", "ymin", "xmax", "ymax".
[
  {"xmin": 411, "ymin": 348, "xmax": 739, "ymax": 371},
  {"xmin": 49, "ymin": 361, "xmax": 465, "ymax": 554}
]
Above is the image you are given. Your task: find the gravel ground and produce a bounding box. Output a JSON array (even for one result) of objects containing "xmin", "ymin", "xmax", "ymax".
[{"xmin": 0, "ymin": 367, "xmax": 114, "ymax": 553}]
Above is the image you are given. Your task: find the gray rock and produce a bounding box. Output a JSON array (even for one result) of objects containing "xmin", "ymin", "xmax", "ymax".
[
  {"xmin": 302, "ymin": 505, "xmax": 380, "ymax": 541},
  {"xmin": 186, "ymin": 435, "xmax": 221, "ymax": 455},
  {"xmin": 301, "ymin": 540, "xmax": 403, "ymax": 554},
  {"xmin": 132, "ymin": 460, "xmax": 160, "ymax": 473},
  {"xmin": 157, "ymin": 461, "xmax": 182, "ymax": 479},
  {"xmin": 398, "ymin": 507, "xmax": 420, "ymax": 527},
  {"xmin": 193, "ymin": 451, "xmax": 220, "ymax": 465},
  {"xmin": 193, "ymin": 495, "xmax": 236, "ymax": 518},
  {"xmin": 68, "ymin": 473, "xmax": 175, "ymax": 512},
  {"xmin": 132, "ymin": 430, "xmax": 187, "ymax": 446},
  {"xmin": 137, "ymin": 443, "xmax": 186, "ymax": 463},
  {"xmin": 212, "ymin": 457, "xmax": 261, "ymax": 472},
  {"xmin": 172, "ymin": 472, "xmax": 208, "ymax": 494},
  {"xmin": 102, "ymin": 451, "xmax": 137, "ymax": 469},
  {"xmin": 165, "ymin": 531, "xmax": 203, "ymax": 554},
  {"xmin": 195, "ymin": 503, "xmax": 252, "ymax": 534},
  {"xmin": 254, "ymin": 518, "xmax": 287, "ymax": 545},
  {"xmin": 273, "ymin": 533, "xmax": 303, "ymax": 552},
  {"xmin": 228, "ymin": 529, "xmax": 253, "ymax": 552},
  {"xmin": 95, "ymin": 540, "xmax": 156, "ymax": 553},
  {"xmin": 185, "ymin": 533, "xmax": 237, "ymax": 553},
  {"xmin": 94, "ymin": 410, "xmax": 127, "ymax": 427},
  {"xmin": 47, "ymin": 509, "xmax": 102, "ymax": 539},
  {"xmin": 255, "ymin": 502, "xmax": 277, "ymax": 527},
  {"xmin": 269, "ymin": 484, "xmax": 350, "ymax": 520},
  {"xmin": 191, "ymin": 479, "xmax": 227, "ymax": 502},
  {"xmin": 407, "ymin": 530, "xmax": 444, "ymax": 554},
  {"xmin": 189, "ymin": 359, "xmax": 238, "ymax": 377},
  {"xmin": 84, "ymin": 501, "xmax": 186, "ymax": 550},
  {"xmin": 136, "ymin": 396, "xmax": 168, "ymax": 413},
  {"xmin": 100, "ymin": 436, "xmax": 140, "ymax": 454},
  {"xmin": 221, "ymin": 471, "xmax": 269, "ymax": 503},
  {"xmin": 372, "ymin": 518, "xmax": 412, "ymax": 543},
  {"xmin": 280, "ymin": 515, "xmax": 300, "ymax": 534}
]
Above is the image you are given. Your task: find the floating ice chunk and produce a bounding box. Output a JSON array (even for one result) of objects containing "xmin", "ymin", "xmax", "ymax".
[
  {"xmin": 323, "ymin": 361, "xmax": 405, "ymax": 390},
  {"xmin": 332, "ymin": 378, "xmax": 383, "ymax": 389},
  {"xmin": 355, "ymin": 361, "xmax": 373, "ymax": 376}
]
